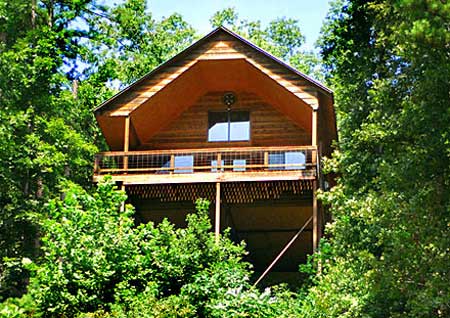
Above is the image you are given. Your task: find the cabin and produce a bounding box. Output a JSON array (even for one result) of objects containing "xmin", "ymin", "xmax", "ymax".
[{"xmin": 93, "ymin": 27, "xmax": 337, "ymax": 284}]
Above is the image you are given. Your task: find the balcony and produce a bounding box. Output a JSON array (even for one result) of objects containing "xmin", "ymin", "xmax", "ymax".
[{"xmin": 93, "ymin": 146, "xmax": 318, "ymax": 185}]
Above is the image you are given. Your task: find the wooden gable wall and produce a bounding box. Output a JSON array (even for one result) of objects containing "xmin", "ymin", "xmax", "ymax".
[
  {"xmin": 141, "ymin": 91, "xmax": 311, "ymax": 150},
  {"xmin": 95, "ymin": 28, "xmax": 335, "ymax": 152}
]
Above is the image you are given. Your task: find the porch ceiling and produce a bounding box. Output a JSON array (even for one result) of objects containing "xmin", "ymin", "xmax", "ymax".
[{"xmin": 97, "ymin": 59, "xmax": 314, "ymax": 150}]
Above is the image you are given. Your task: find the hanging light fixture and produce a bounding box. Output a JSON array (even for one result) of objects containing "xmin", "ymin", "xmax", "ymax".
[{"xmin": 223, "ymin": 92, "xmax": 236, "ymax": 110}]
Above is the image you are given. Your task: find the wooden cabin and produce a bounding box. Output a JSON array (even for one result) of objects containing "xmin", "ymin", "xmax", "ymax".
[{"xmin": 93, "ymin": 27, "xmax": 336, "ymax": 282}]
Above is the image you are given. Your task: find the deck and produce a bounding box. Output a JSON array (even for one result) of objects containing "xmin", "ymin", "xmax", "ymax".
[{"xmin": 93, "ymin": 146, "xmax": 318, "ymax": 185}]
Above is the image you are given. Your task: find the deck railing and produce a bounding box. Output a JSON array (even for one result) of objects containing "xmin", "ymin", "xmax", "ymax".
[{"xmin": 94, "ymin": 146, "xmax": 317, "ymax": 177}]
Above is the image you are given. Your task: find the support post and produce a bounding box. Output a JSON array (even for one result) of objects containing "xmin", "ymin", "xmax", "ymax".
[
  {"xmin": 217, "ymin": 153, "xmax": 222, "ymax": 172},
  {"xmin": 169, "ymin": 154, "xmax": 175, "ymax": 174},
  {"xmin": 120, "ymin": 183, "xmax": 126, "ymax": 212},
  {"xmin": 312, "ymin": 107, "xmax": 319, "ymax": 251},
  {"xmin": 312, "ymin": 109, "xmax": 318, "ymax": 147},
  {"xmin": 264, "ymin": 151, "xmax": 269, "ymax": 169},
  {"xmin": 215, "ymin": 182, "xmax": 221, "ymax": 243},
  {"xmin": 123, "ymin": 116, "xmax": 130, "ymax": 172},
  {"xmin": 313, "ymin": 180, "xmax": 319, "ymax": 251}
]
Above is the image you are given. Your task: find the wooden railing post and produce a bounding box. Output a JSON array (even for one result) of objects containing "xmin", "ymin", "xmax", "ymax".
[
  {"xmin": 93, "ymin": 155, "xmax": 100, "ymax": 173},
  {"xmin": 215, "ymin": 182, "xmax": 221, "ymax": 243},
  {"xmin": 170, "ymin": 154, "xmax": 175, "ymax": 174},
  {"xmin": 217, "ymin": 153, "xmax": 222, "ymax": 171},
  {"xmin": 264, "ymin": 151, "xmax": 269, "ymax": 169}
]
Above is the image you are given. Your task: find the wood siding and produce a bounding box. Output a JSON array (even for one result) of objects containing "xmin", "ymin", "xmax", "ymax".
[
  {"xmin": 142, "ymin": 91, "xmax": 311, "ymax": 150},
  {"xmin": 103, "ymin": 32, "xmax": 318, "ymax": 116},
  {"xmin": 95, "ymin": 29, "xmax": 336, "ymax": 151}
]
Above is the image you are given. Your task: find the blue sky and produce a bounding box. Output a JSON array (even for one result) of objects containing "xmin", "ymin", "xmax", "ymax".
[{"xmin": 123, "ymin": 1, "xmax": 332, "ymax": 51}]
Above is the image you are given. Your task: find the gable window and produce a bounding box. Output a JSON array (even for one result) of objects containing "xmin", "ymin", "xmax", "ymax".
[{"xmin": 208, "ymin": 111, "xmax": 250, "ymax": 142}]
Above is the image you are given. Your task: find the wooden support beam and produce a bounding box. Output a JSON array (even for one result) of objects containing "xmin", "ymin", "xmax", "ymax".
[
  {"xmin": 93, "ymin": 155, "xmax": 100, "ymax": 173},
  {"xmin": 169, "ymin": 154, "xmax": 175, "ymax": 174},
  {"xmin": 312, "ymin": 107, "xmax": 319, "ymax": 251},
  {"xmin": 94, "ymin": 171, "xmax": 316, "ymax": 185},
  {"xmin": 217, "ymin": 153, "xmax": 222, "ymax": 171},
  {"xmin": 312, "ymin": 109, "xmax": 318, "ymax": 147},
  {"xmin": 123, "ymin": 116, "xmax": 130, "ymax": 171},
  {"xmin": 215, "ymin": 182, "xmax": 221, "ymax": 243},
  {"xmin": 312, "ymin": 180, "xmax": 319, "ymax": 251},
  {"xmin": 253, "ymin": 216, "xmax": 313, "ymax": 286},
  {"xmin": 120, "ymin": 183, "xmax": 125, "ymax": 212}
]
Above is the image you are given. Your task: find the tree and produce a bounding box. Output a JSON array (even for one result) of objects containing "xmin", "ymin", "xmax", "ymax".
[
  {"xmin": 0, "ymin": 0, "xmax": 103, "ymax": 300},
  {"xmin": 210, "ymin": 7, "xmax": 324, "ymax": 81},
  {"xmin": 83, "ymin": 0, "xmax": 196, "ymax": 87},
  {"xmin": 302, "ymin": 1, "xmax": 450, "ymax": 317},
  {"xmin": 0, "ymin": 180, "xmax": 304, "ymax": 317},
  {"xmin": 0, "ymin": 0, "xmax": 196, "ymax": 301}
]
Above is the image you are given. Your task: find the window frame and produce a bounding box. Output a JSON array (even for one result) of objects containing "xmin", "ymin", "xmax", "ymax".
[{"xmin": 207, "ymin": 110, "xmax": 251, "ymax": 143}]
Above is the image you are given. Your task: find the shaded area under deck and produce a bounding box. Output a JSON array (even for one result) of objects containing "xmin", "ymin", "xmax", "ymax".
[{"xmin": 126, "ymin": 180, "xmax": 315, "ymax": 278}]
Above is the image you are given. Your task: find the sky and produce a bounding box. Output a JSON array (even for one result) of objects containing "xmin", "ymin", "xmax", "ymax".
[{"xmin": 140, "ymin": 1, "xmax": 332, "ymax": 51}]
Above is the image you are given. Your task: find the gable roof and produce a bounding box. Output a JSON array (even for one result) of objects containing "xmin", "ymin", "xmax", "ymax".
[
  {"xmin": 94, "ymin": 26, "xmax": 333, "ymax": 115},
  {"xmin": 94, "ymin": 26, "xmax": 337, "ymax": 152}
]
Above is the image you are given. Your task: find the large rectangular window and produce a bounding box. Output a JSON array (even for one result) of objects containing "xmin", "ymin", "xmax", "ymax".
[{"xmin": 208, "ymin": 111, "xmax": 250, "ymax": 142}]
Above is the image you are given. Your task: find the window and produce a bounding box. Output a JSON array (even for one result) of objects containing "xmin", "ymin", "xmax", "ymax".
[
  {"xmin": 268, "ymin": 152, "xmax": 306, "ymax": 170},
  {"xmin": 208, "ymin": 111, "xmax": 250, "ymax": 142}
]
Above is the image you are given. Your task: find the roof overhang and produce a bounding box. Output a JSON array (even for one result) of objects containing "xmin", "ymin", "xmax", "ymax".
[{"xmin": 94, "ymin": 27, "xmax": 336, "ymax": 151}]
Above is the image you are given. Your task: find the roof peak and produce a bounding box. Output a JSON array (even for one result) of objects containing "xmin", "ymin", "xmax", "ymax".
[{"xmin": 94, "ymin": 25, "xmax": 332, "ymax": 113}]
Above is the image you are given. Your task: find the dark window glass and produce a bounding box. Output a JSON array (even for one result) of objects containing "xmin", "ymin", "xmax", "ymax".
[
  {"xmin": 208, "ymin": 112, "xmax": 229, "ymax": 141},
  {"xmin": 208, "ymin": 111, "xmax": 250, "ymax": 142}
]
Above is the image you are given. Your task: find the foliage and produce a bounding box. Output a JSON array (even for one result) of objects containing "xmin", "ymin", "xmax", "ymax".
[
  {"xmin": 0, "ymin": 0, "xmax": 103, "ymax": 300},
  {"xmin": 84, "ymin": 0, "xmax": 196, "ymax": 86},
  {"xmin": 0, "ymin": 180, "xmax": 307, "ymax": 317},
  {"xmin": 16, "ymin": 180, "xmax": 249, "ymax": 316},
  {"xmin": 0, "ymin": 0, "xmax": 195, "ymax": 301},
  {"xmin": 303, "ymin": 0, "xmax": 450, "ymax": 317},
  {"xmin": 210, "ymin": 7, "xmax": 324, "ymax": 81}
]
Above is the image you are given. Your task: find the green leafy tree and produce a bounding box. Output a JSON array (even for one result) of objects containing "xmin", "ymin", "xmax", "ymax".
[
  {"xmin": 7, "ymin": 180, "xmax": 249, "ymax": 317},
  {"xmin": 210, "ymin": 7, "xmax": 324, "ymax": 81},
  {"xmin": 0, "ymin": 180, "xmax": 310, "ymax": 317},
  {"xmin": 0, "ymin": 0, "xmax": 196, "ymax": 300},
  {"xmin": 0, "ymin": 0, "xmax": 104, "ymax": 300},
  {"xmin": 302, "ymin": 1, "xmax": 450, "ymax": 317},
  {"xmin": 84, "ymin": 0, "xmax": 196, "ymax": 86}
]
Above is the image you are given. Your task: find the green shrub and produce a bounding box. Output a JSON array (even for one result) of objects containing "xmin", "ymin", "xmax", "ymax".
[{"xmin": 20, "ymin": 178, "xmax": 252, "ymax": 317}]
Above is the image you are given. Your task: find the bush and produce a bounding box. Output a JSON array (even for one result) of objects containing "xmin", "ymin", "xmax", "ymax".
[
  {"xmin": 20, "ymin": 179, "xmax": 254, "ymax": 316},
  {"xmin": 0, "ymin": 179, "xmax": 305, "ymax": 317}
]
